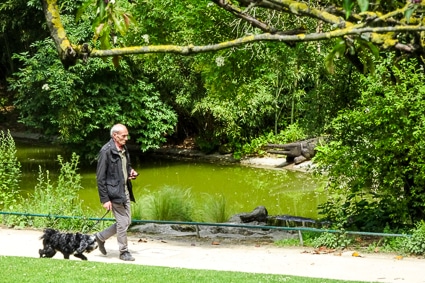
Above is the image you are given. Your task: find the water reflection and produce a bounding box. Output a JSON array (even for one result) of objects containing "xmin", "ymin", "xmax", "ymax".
[{"xmin": 16, "ymin": 140, "xmax": 326, "ymax": 218}]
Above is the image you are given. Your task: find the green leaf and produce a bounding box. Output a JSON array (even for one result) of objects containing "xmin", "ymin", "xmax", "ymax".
[
  {"xmin": 98, "ymin": 0, "xmax": 106, "ymax": 19},
  {"xmin": 343, "ymin": 0, "xmax": 354, "ymax": 19},
  {"xmin": 93, "ymin": 23, "xmax": 105, "ymax": 40},
  {"xmin": 325, "ymin": 40, "xmax": 347, "ymax": 73},
  {"xmin": 405, "ymin": 7, "xmax": 417, "ymax": 23},
  {"xmin": 356, "ymin": 39, "xmax": 380, "ymax": 73},
  {"xmin": 111, "ymin": 12, "xmax": 126, "ymax": 36},
  {"xmin": 75, "ymin": 0, "xmax": 94, "ymax": 22},
  {"xmin": 357, "ymin": 0, "xmax": 369, "ymax": 12},
  {"xmin": 363, "ymin": 41, "xmax": 380, "ymax": 59},
  {"xmin": 112, "ymin": 55, "xmax": 120, "ymax": 68},
  {"xmin": 122, "ymin": 13, "xmax": 135, "ymax": 28},
  {"xmin": 100, "ymin": 25, "xmax": 111, "ymax": 49},
  {"xmin": 359, "ymin": 50, "xmax": 374, "ymax": 74}
]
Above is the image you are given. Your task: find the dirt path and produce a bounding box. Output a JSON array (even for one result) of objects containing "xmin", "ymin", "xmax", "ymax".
[{"xmin": 1, "ymin": 227, "xmax": 424, "ymax": 282}]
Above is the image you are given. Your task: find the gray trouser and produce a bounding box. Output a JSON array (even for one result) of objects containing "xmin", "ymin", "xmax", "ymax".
[{"xmin": 97, "ymin": 197, "xmax": 131, "ymax": 254}]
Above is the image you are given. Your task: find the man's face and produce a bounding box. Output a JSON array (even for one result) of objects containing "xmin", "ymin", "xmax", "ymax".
[{"xmin": 113, "ymin": 127, "xmax": 129, "ymax": 147}]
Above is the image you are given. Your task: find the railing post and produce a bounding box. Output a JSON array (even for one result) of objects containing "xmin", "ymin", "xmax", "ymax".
[
  {"xmin": 196, "ymin": 225, "xmax": 200, "ymax": 238},
  {"xmin": 298, "ymin": 230, "xmax": 304, "ymax": 246}
]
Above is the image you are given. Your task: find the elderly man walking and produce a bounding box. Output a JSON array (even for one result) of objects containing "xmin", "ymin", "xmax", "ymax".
[{"xmin": 95, "ymin": 123, "xmax": 138, "ymax": 261}]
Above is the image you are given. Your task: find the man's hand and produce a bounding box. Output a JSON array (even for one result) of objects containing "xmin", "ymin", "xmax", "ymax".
[
  {"xmin": 102, "ymin": 201, "xmax": 112, "ymax": 211},
  {"xmin": 129, "ymin": 169, "xmax": 139, "ymax": 180}
]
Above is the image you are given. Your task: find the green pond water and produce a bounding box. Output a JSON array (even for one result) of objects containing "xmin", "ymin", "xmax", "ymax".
[{"xmin": 15, "ymin": 140, "xmax": 327, "ymax": 219}]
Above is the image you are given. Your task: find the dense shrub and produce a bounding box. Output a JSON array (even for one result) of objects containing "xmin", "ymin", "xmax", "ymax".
[
  {"xmin": 315, "ymin": 59, "xmax": 425, "ymax": 231},
  {"xmin": 402, "ymin": 221, "xmax": 425, "ymax": 256}
]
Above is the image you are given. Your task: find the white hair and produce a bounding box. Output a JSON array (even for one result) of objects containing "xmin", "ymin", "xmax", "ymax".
[{"xmin": 110, "ymin": 124, "xmax": 125, "ymax": 137}]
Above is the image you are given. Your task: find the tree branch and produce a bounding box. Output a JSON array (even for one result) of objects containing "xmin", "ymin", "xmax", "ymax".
[
  {"xmin": 41, "ymin": 0, "xmax": 78, "ymax": 69},
  {"xmin": 91, "ymin": 25, "xmax": 425, "ymax": 57},
  {"xmin": 241, "ymin": 0, "xmax": 347, "ymax": 26},
  {"xmin": 40, "ymin": 0, "xmax": 425, "ymax": 68}
]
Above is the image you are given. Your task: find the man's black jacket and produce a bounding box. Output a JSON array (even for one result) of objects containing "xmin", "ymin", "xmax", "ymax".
[{"xmin": 96, "ymin": 139, "xmax": 136, "ymax": 204}]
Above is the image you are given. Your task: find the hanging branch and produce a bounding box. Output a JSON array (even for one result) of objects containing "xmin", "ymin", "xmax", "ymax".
[{"xmin": 40, "ymin": 0, "xmax": 425, "ymax": 68}]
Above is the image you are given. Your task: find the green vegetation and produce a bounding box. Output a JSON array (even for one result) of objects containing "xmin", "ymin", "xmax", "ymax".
[
  {"xmin": 8, "ymin": 36, "xmax": 177, "ymax": 161},
  {"xmin": 234, "ymin": 123, "xmax": 307, "ymax": 158},
  {"xmin": 133, "ymin": 187, "xmax": 232, "ymax": 223},
  {"xmin": 311, "ymin": 232, "xmax": 354, "ymax": 250},
  {"xmin": 0, "ymin": 256, "xmax": 369, "ymax": 283},
  {"xmin": 275, "ymin": 231, "xmax": 318, "ymax": 248},
  {"xmin": 197, "ymin": 194, "xmax": 230, "ymax": 223},
  {"xmin": 402, "ymin": 221, "xmax": 425, "ymax": 256},
  {"xmin": 274, "ymin": 223, "xmax": 425, "ymax": 257},
  {"xmin": 0, "ymin": 130, "xmax": 21, "ymax": 209},
  {"xmin": 136, "ymin": 186, "xmax": 194, "ymax": 221},
  {"xmin": 3, "ymin": 5, "xmax": 425, "ymax": 283},
  {"xmin": 2, "ymin": 0, "xmax": 351, "ymax": 161},
  {"xmin": 275, "ymin": 231, "xmax": 409, "ymax": 256},
  {"xmin": 314, "ymin": 58, "xmax": 425, "ymax": 231},
  {"xmin": 1, "ymin": 153, "xmax": 97, "ymax": 231}
]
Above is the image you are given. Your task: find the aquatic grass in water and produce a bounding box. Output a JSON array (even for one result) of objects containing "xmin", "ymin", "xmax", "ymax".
[
  {"xmin": 197, "ymin": 193, "xmax": 230, "ymax": 223},
  {"xmin": 136, "ymin": 186, "xmax": 194, "ymax": 221},
  {"xmin": 133, "ymin": 187, "xmax": 232, "ymax": 223}
]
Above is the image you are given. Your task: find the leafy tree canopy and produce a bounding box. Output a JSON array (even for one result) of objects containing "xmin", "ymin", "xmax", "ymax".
[
  {"xmin": 8, "ymin": 17, "xmax": 177, "ymax": 160},
  {"xmin": 39, "ymin": 0, "xmax": 425, "ymax": 72}
]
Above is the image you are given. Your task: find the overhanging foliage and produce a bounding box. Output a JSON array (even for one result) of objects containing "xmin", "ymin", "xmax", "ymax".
[{"xmin": 40, "ymin": 0, "xmax": 425, "ymax": 69}]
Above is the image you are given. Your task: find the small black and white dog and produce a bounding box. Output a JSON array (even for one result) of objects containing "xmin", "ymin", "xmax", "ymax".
[{"xmin": 39, "ymin": 228, "xmax": 98, "ymax": 260}]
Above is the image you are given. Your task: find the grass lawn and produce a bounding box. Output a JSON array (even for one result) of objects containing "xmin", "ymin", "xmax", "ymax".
[{"xmin": 0, "ymin": 256, "xmax": 374, "ymax": 283}]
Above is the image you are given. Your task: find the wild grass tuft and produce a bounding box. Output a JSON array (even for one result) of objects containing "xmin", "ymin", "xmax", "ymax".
[
  {"xmin": 133, "ymin": 187, "xmax": 234, "ymax": 223},
  {"xmin": 136, "ymin": 186, "xmax": 194, "ymax": 221},
  {"xmin": 195, "ymin": 193, "xmax": 230, "ymax": 223}
]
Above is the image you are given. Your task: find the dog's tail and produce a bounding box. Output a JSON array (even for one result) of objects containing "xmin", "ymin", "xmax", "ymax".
[{"xmin": 40, "ymin": 228, "xmax": 57, "ymax": 240}]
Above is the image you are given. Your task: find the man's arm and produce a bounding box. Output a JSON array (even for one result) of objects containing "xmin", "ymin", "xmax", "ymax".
[{"xmin": 96, "ymin": 149, "xmax": 110, "ymax": 204}]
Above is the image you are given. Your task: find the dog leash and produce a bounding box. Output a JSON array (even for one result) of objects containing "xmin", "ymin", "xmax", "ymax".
[{"xmin": 85, "ymin": 210, "xmax": 110, "ymax": 233}]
